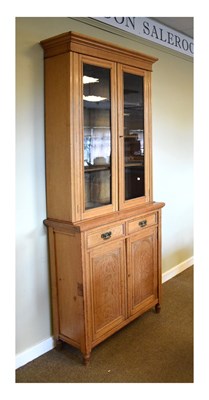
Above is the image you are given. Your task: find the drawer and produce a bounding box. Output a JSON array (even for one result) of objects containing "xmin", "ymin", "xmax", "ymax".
[
  {"xmin": 126, "ymin": 213, "xmax": 157, "ymax": 235},
  {"xmin": 87, "ymin": 223, "xmax": 124, "ymax": 248}
]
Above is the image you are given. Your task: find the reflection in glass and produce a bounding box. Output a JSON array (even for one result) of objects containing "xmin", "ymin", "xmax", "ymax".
[
  {"xmin": 123, "ymin": 72, "xmax": 145, "ymax": 200},
  {"xmin": 83, "ymin": 64, "xmax": 112, "ymax": 210}
]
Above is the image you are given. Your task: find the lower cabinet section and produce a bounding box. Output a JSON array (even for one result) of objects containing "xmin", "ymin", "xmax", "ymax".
[{"xmin": 45, "ymin": 205, "xmax": 163, "ymax": 364}]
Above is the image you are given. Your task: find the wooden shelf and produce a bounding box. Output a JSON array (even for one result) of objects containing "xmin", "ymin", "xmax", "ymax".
[
  {"xmin": 85, "ymin": 165, "xmax": 110, "ymax": 172},
  {"xmin": 125, "ymin": 163, "xmax": 144, "ymax": 167}
]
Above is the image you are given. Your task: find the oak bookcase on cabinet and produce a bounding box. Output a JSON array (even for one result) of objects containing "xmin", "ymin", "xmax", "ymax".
[{"xmin": 40, "ymin": 32, "xmax": 165, "ymax": 364}]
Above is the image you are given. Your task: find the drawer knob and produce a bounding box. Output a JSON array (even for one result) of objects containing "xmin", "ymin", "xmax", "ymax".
[
  {"xmin": 138, "ymin": 220, "xmax": 147, "ymax": 228},
  {"xmin": 101, "ymin": 231, "xmax": 112, "ymax": 240}
]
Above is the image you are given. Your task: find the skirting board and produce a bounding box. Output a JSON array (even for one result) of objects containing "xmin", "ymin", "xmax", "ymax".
[
  {"xmin": 162, "ymin": 256, "xmax": 194, "ymax": 283},
  {"xmin": 16, "ymin": 336, "xmax": 54, "ymax": 370},
  {"xmin": 16, "ymin": 256, "xmax": 193, "ymax": 369}
]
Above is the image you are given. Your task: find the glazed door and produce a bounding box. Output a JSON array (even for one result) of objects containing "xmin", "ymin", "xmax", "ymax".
[
  {"xmin": 127, "ymin": 226, "xmax": 158, "ymax": 316},
  {"xmin": 87, "ymin": 240, "xmax": 126, "ymax": 344},
  {"xmin": 78, "ymin": 55, "xmax": 118, "ymax": 220},
  {"xmin": 118, "ymin": 65, "xmax": 152, "ymax": 209}
]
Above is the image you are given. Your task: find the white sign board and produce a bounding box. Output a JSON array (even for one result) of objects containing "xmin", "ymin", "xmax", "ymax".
[{"xmin": 93, "ymin": 17, "xmax": 193, "ymax": 58}]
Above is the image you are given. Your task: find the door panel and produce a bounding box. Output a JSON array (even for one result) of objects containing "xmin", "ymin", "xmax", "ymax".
[
  {"xmin": 88, "ymin": 240, "xmax": 126, "ymax": 342},
  {"xmin": 127, "ymin": 226, "xmax": 158, "ymax": 316},
  {"xmin": 118, "ymin": 64, "xmax": 152, "ymax": 209},
  {"xmin": 78, "ymin": 55, "xmax": 118, "ymax": 220}
]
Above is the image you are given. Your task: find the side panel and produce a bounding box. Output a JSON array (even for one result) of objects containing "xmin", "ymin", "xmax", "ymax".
[
  {"xmin": 44, "ymin": 53, "xmax": 72, "ymax": 221},
  {"xmin": 53, "ymin": 231, "xmax": 84, "ymax": 346}
]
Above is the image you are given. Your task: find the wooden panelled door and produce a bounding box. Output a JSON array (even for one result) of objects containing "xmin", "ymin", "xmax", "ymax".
[
  {"xmin": 127, "ymin": 226, "xmax": 158, "ymax": 316},
  {"xmin": 87, "ymin": 240, "xmax": 127, "ymax": 343}
]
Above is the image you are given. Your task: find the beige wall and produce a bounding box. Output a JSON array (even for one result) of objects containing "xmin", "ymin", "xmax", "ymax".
[{"xmin": 16, "ymin": 17, "xmax": 193, "ymax": 357}]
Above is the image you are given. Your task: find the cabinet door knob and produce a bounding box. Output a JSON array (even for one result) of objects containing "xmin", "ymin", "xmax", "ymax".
[
  {"xmin": 138, "ymin": 220, "xmax": 147, "ymax": 228},
  {"xmin": 101, "ymin": 231, "xmax": 112, "ymax": 240}
]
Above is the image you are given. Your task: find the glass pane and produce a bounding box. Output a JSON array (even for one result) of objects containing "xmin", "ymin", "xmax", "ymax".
[
  {"xmin": 83, "ymin": 64, "xmax": 112, "ymax": 210},
  {"xmin": 123, "ymin": 72, "xmax": 145, "ymax": 200}
]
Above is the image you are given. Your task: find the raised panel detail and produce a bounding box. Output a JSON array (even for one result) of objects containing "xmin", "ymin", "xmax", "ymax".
[
  {"xmin": 89, "ymin": 240, "xmax": 126, "ymax": 342},
  {"xmin": 127, "ymin": 226, "xmax": 157, "ymax": 316}
]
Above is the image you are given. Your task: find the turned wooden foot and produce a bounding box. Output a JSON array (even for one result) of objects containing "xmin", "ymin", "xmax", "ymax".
[
  {"xmin": 155, "ymin": 303, "xmax": 161, "ymax": 313},
  {"xmin": 55, "ymin": 339, "xmax": 63, "ymax": 351},
  {"xmin": 83, "ymin": 353, "xmax": 91, "ymax": 366}
]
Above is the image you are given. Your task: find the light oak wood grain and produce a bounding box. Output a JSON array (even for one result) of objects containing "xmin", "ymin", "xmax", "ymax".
[{"xmin": 41, "ymin": 32, "xmax": 164, "ymax": 364}]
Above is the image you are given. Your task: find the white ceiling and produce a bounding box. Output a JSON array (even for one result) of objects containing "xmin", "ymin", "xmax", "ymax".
[{"xmin": 151, "ymin": 17, "xmax": 193, "ymax": 38}]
